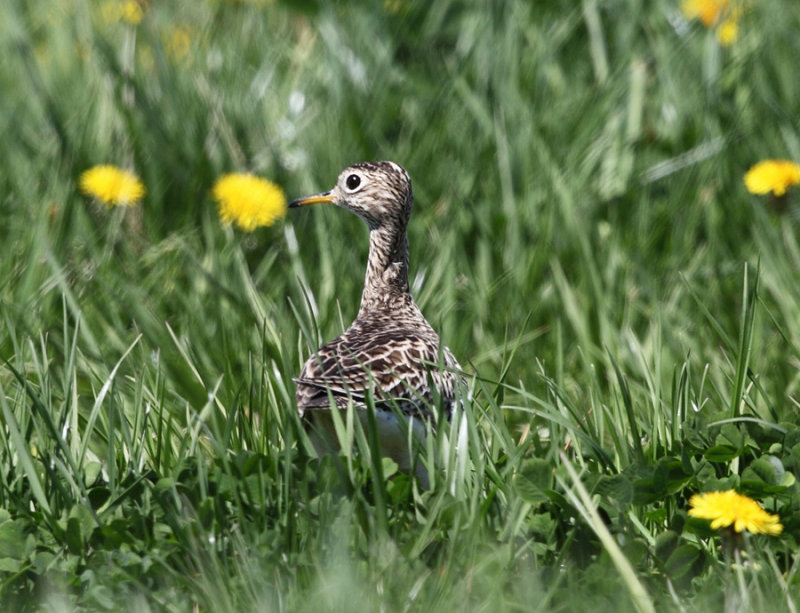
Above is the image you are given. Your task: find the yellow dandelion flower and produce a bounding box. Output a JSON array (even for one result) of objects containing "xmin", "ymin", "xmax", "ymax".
[
  {"xmin": 716, "ymin": 16, "xmax": 738, "ymax": 45},
  {"xmin": 79, "ymin": 165, "xmax": 145, "ymax": 207},
  {"xmin": 688, "ymin": 490, "xmax": 783, "ymax": 535},
  {"xmin": 121, "ymin": 0, "xmax": 144, "ymax": 25},
  {"xmin": 681, "ymin": 0, "xmax": 728, "ymax": 26},
  {"xmin": 166, "ymin": 26, "xmax": 192, "ymax": 64},
  {"xmin": 682, "ymin": 0, "xmax": 743, "ymax": 44},
  {"xmin": 212, "ymin": 173, "xmax": 287, "ymax": 231},
  {"xmin": 744, "ymin": 160, "xmax": 800, "ymax": 197},
  {"xmin": 100, "ymin": 0, "xmax": 146, "ymax": 25}
]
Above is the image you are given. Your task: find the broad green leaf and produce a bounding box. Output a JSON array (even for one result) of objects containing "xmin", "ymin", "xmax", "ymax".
[
  {"xmin": 664, "ymin": 545, "xmax": 701, "ymax": 579},
  {"xmin": 654, "ymin": 530, "xmax": 679, "ymax": 562},
  {"xmin": 594, "ymin": 474, "xmax": 633, "ymax": 508},
  {"xmin": 742, "ymin": 457, "xmax": 780, "ymax": 486},
  {"xmin": 632, "ymin": 478, "xmax": 661, "ymax": 505},
  {"xmin": 704, "ymin": 444, "xmax": 740, "ymax": 462},
  {"xmin": 0, "ymin": 519, "xmax": 27, "ymax": 559},
  {"xmin": 719, "ymin": 423, "xmax": 743, "ymax": 448},
  {"xmin": 514, "ymin": 458, "xmax": 553, "ymax": 505},
  {"xmin": 654, "ymin": 458, "xmax": 693, "ymax": 494}
]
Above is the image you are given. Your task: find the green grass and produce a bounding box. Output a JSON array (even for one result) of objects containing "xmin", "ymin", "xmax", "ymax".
[{"xmin": 2, "ymin": 0, "xmax": 800, "ymax": 610}]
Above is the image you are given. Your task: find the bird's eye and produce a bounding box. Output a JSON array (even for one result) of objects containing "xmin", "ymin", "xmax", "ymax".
[{"xmin": 345, "ymin": 174, "xmax": 361, "ymax": 191}]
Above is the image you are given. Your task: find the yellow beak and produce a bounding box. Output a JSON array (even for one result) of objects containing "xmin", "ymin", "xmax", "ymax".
[{"xmin": 288, "ymin": 191, "xmax": 335, "ymax": 208}]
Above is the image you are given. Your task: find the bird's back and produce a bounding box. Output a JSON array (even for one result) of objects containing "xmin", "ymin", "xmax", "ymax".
[{"xmin": 295, "ymin": 302, "xmax": 464, "ymax": 419}]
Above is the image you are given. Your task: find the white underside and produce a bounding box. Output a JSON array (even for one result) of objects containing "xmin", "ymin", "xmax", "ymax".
[{"xmin": 306, "ymin": 408, "xmax": 430, "ymax": 488}]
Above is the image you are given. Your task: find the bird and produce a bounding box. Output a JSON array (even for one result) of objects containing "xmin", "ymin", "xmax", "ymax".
[{"xmin": 289, "ymin": 161, "xmax": 466, "ymax": 485}]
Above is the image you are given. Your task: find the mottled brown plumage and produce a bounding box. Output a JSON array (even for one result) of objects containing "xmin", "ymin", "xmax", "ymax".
[{"xmin": 289, "ymin": 161, "xmax": 465, "ymax": 479}]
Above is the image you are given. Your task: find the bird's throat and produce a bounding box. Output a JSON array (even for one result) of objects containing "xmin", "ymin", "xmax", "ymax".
[{"xmin": 359, "ymin": 225, "xmax": 410, "ymax": 311}]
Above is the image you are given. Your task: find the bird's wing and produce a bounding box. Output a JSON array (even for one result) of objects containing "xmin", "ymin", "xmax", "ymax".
[{"xmin": 295, "ymin": 330, "xmax": 460, "ymax": 416}]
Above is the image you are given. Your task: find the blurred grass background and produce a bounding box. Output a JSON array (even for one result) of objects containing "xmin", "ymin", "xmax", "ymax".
[{"xmin": 1, "ymin": 0, "xmax": 800, "ymax": 610}]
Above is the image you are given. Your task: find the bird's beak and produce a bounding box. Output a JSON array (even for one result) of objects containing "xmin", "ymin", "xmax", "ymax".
[{"xmin": 288, "ymin": 191, "xmax": 335, "ymax": 208}]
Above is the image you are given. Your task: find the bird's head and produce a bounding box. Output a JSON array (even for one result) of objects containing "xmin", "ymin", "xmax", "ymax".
[{"xmin": 289, "ymin": 161, "xmax": 412, "ymax": 230}]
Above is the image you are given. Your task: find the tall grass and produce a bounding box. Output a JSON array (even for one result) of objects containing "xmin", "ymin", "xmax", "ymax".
[{"xmin": 1, "ymin": 0, "xmax": 800, "ymax": 610}]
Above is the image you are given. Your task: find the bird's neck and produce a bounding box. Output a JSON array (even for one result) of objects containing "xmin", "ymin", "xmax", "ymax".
[{"xmin": 359, "ymin": 223, "xmax": 410, "ymax": 314}]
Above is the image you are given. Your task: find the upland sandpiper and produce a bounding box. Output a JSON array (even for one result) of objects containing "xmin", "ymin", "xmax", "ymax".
[{"xmin": 289, "ymin": 161, "xmax": 466, "ymax": 484}]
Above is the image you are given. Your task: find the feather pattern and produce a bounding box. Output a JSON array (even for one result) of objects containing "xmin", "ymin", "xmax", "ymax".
[{"xmin": 289, "ymin": 162, "xmax": 466, "ymax": 470}]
